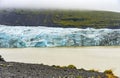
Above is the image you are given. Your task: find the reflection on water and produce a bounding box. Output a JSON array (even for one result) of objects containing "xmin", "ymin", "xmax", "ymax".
[{"xmin": 0, "ymin": 47, "xmax": 120, "ymax": 76}]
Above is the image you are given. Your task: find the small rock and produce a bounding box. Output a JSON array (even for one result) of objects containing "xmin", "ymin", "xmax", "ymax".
[{"xmin": 0, "ymin": 55, "xmax": 5, "ymax": 61}]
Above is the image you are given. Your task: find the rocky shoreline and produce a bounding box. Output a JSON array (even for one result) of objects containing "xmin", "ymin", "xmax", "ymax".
[{"xmin": 0, "ymin": 55, "xmax": 118, "ymax": 78}]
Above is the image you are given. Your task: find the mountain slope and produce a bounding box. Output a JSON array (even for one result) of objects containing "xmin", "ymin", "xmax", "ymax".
[{"xmin": 0, "ymin": 9, "xmax": 120, "ymax": 28}]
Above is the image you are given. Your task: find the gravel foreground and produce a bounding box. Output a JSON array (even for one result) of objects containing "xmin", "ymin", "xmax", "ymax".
[{"xmin": 0, "ymin": 56, "xmax": 118, "ymax": 78}]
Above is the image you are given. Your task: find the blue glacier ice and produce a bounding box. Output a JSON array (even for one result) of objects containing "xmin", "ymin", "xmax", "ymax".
[{"xmin": 0, "ymin": 25, "xmax": 120, "ymax": 48}]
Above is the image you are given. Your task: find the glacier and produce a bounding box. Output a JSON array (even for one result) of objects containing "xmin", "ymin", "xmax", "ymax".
[{"xmin": 0, "ymin": 25, "xmax": 120, "ymax": 48}]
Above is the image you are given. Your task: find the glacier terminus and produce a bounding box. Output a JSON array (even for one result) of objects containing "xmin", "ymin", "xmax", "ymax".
[{"xmin": 0, "ymin": 25, "xmax": 120, "ymax": 48}]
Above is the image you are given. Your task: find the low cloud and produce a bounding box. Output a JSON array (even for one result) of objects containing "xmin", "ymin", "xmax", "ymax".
[{"xmin": 0, "ymin": 0, "xmax": 120, "ymax": 12}]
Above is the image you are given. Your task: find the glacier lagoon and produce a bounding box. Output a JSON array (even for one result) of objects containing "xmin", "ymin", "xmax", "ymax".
[
  {"xmin": 0, "ymin": 47, "xmax": 120, "ymax": 76},
  {"xmin": 0, "ymin": 25, "xmax": 120, "ymax": 48},
  {"xmin": 0, "ymin": 25, "xmax": 120, "ymax": 76}
]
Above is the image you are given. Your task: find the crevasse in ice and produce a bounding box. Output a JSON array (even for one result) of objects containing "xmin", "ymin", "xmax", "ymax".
[{"xmin": 0, "ymin": 25, "xmax": 120, "ymax": 48}]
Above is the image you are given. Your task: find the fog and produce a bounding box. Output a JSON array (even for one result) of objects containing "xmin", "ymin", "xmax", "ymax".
[{"xmin": 0, "ymin": 0, "xmax": 120, "ymax": 12}]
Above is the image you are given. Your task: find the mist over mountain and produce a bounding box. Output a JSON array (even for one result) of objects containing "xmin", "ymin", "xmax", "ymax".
[
  {"xmin": 0, "ymin": 0, "xmax": 120, "ymax": 28},
  {"xmin": 0, "ymin": 0, "xmax": 120, "ymax": 12}
]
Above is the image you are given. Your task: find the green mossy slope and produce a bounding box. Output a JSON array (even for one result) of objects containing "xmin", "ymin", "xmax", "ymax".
[{"xmin": 0, "ymin": 9, "xmax": 120, "ymax": 28}]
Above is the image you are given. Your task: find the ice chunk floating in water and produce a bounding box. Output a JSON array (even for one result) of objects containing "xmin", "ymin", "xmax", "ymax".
[{"xmin": 0, "ymin": 25, "xmax": 120, "ymax": 48}]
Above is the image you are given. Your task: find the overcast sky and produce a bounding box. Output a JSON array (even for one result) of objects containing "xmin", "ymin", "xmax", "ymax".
[{"xmin": 0, "ymin": 0, "xmax": 120, "ymax": 12}]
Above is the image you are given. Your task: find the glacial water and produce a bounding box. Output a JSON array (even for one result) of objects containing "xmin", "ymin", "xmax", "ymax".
[
  {"xmin": 0, "ymin": 47, "xmax": 120, "ymax": 76},
  {"xmin": 0, "ymin": 25, "xmax": 120, "ymax": 48}
]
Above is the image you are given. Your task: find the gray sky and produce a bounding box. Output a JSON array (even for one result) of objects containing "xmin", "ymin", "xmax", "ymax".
[{"xmin": 0, "ymin": 0, "xmax": 120, "ymax": 12}]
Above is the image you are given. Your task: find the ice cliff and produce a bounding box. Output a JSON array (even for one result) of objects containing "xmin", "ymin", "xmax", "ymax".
[{"xmin": 0, "ymin": 25, "xmax": 120, "ymax": 48}]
